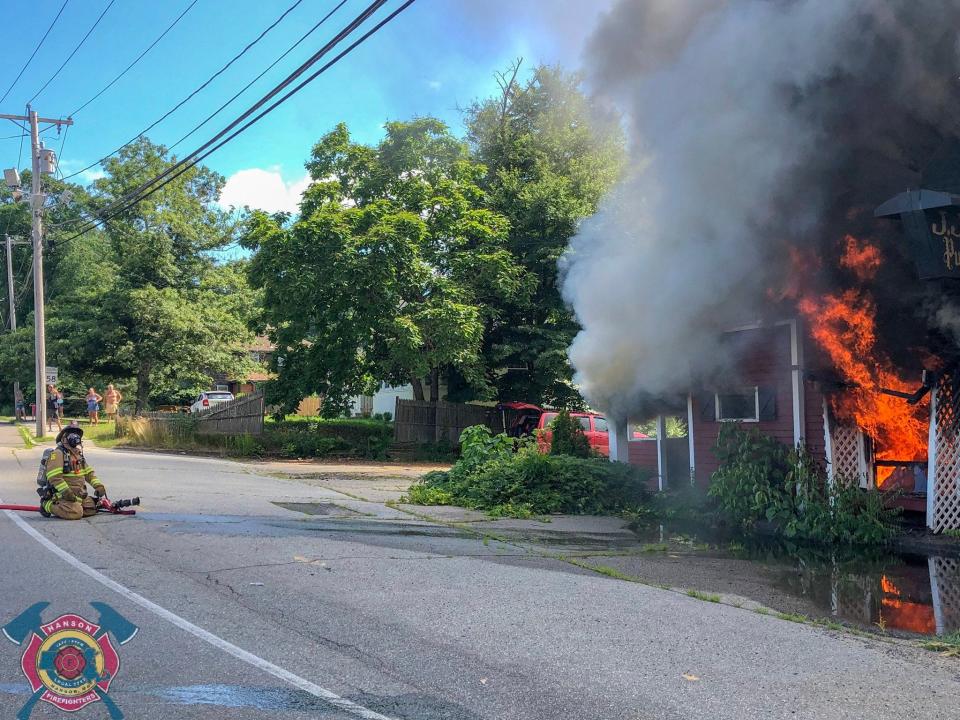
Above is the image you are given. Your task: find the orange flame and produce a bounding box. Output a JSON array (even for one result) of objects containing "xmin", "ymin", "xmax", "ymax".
[
  {"xmin": 797, "ymin": 237, "xmax": 927, "ymax": 487},
  {"xmin": 879, "ymin": 576, "xmax": 936, "ymax": 634},
  {"xmin": 840, "ymin": 235, "xmax": 883, "ymax": 282}
]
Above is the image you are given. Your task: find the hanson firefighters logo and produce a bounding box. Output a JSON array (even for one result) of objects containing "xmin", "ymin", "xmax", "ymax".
[{"xmin": 2, "ymin": 602, "xmax": 137, "ymax": 718}]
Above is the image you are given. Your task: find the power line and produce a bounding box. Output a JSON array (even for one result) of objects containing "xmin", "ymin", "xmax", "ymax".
[
  {"xmin": 0, "ymin": 0, "xmax": 71, "ymax": 105},
  {"xmin": 56, "ymin": 124, "xmax": 70, "ymax": 180},
  {"xmin": 67, "ymin": 0, "xmax": 415, "ymax": 246},
  {"xmin": 62, "ymin": 0, "xmax": 401, "ymax": 239},
  {"xmin": 60, "ymin": 0, "xmax": 416, "ymax": 244},
  {"xmin": 69, "ymin": 0, "xmax": 201, "ymax": 117},
  {"xmin": 50, "ymin": 0, "xmax": 349, "ymax": 217},
  {"xmin": 166, "ymin": 0, "xmax": 350, "ymax": 156},
  {"xmin": 28, "ymin": 0, "xmax": 117, "ymax": 106},
  {"xmin": 16, "ymin": 108, "xmax": 26, "ymax": 170},
  {"xmin": 62, "ymin": 0, "xmax": 307, "ymax": 181}
]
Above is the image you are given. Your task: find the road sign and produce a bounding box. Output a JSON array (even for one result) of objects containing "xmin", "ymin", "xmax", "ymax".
[{"xmin": 44, "ymin": 366, "xmax": 57, "ymax": 385}]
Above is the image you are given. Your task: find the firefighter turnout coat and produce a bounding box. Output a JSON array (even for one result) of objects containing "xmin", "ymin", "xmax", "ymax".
[{"xmin": 43, "ymin": 446, "xmax": 106, "ymax": 520}]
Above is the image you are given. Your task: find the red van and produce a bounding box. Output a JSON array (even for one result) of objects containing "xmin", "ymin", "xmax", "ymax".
[{"xmin": 536, "ymin": 411, "xmax": 611, "ymax": 457}]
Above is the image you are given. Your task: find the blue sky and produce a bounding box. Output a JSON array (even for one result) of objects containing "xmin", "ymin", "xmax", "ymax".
[{"xmin": 0, "ymin": 0, "xmax": 612, "ymax": 212}]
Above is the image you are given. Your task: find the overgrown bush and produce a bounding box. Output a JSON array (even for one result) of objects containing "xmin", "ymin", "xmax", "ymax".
[
  {"xmin": 118, "ymin": 416, "xmax": 392, "ymax": 459},
  {"xmin": 547, "ymin": 409, "xmax": 591, "ymax": 458},
  {"xmin": 116, "ymin": 415, "xmax": 198, "ymax": 446},
  {"xmin": 261, "ymin": 418, "xmax": 392, "ymax": 458},
  {"xmin": 708, "ymin": 424, "xmax": 898, "ymax": 545},
  {"xmin": 404, "ymin": 425, "xmax": 650, "ymax": 517}
]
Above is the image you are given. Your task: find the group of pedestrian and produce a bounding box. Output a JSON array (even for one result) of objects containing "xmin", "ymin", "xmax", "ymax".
[{"xmin": 41, "ymin": 383, "xmax": 123, "ymax": 431}]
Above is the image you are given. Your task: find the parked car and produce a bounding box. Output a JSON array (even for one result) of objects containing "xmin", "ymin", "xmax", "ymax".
[
  {"xmin": 189, "ymin": 391, "xmax": 234, "ymax": 413},
  {"xmin": 536, "ymin": 411, "xmax": 611, "ymax": 456}
]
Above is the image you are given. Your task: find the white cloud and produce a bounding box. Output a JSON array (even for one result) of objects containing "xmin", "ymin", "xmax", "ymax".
[
  {"xmin": 78, "ymin": 168, "xmax": 106, "ymax": 184},
  {"xmin": 426, "ymin": 79, "xmax": 442, "ymax": 91},
  {"xmin": 219, "ymin": 167, "xmax": 311, "ymax": 214}
]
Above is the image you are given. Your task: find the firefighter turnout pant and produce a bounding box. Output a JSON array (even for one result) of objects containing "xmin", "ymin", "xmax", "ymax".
[{"xmin": 45, "ymin": 495, "xmax": 97, "ymax": 520}]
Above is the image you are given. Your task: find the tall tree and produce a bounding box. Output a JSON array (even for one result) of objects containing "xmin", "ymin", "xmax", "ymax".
[
  {"xmin": 245, "ymin": 119, "xmax": 528, "ymax": 415},
  {"xmin": 63, "ymin": 139, "xmax": 253, "ymax": 410},
  {"xmin": 465, "ymin": 64, "xmax": 625, "ymax": 407},
  {"xmin": 0, "ymin": 172, "xmax": 92, "ymax": 404}
]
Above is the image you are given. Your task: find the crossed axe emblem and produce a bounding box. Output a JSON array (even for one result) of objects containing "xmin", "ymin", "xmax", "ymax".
[{"xmin": 3, "ymin": 602, "xmax": 138, "ymax": 720}]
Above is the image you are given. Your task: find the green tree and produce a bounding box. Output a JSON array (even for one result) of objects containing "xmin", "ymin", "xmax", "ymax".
[
  {"xmin": 245, "ymin": 119, "xmax": 529, "ymax": 415},
  {"xmin": 548, "ymin": 409, "xmax": 591, "ymax": 458},
  {"xmin": 465, "ymin": 64, "xmax": 625, "ymax": 406},
  {"xmin": 45, "ymin": 139, "xmax": 255, "ymax": 410},
  {"xmin": 0, "ymin": 171, "xmax": 93, "ymax": 407}
]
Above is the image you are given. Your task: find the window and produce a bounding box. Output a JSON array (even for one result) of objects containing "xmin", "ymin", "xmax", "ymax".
[
  {"xmin": 715, "ymin": 388, "xmax": 759, "ymax": 422},
  {"xmin": 593, "ymin": 417, "xmax": 609, "ymax": 433},
  {"xmin": 543, "ymin": 413, "xmax": 592, "ymax": 432}
]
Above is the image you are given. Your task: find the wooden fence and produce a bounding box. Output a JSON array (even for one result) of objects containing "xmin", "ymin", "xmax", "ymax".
[
  {"xmin": 393, "ymin": 399, "xmax": 492, "ymax": 445},
  {"xmin": 193, "ymin": 391, "xmax": 265, "ymax": 435}
]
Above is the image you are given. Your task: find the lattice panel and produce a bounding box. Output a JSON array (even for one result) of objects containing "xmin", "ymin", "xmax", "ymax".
[
  {"xmin": 831, "ymin": 574, "xmax": 874, "ymax": 625},
  {"xmin": 830, "ymin": 424, "xmax": 862, "ymax": 486},
  {"xmin": 930, "ymin": 557, "xmax": 960, "ymax": 635},
  {"xmin": 931, "ymin": 374, "xmax": 960, "ymax": 533}
]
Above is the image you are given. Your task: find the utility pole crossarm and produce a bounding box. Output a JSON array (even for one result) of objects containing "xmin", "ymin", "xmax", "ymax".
[{"xmin": 0, "ymin": 113, "xmax": 73, "ymax": 126}]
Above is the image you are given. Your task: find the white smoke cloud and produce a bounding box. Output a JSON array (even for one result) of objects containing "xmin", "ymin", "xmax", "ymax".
[
  {"xmin": 219, "ymin": 168, "xmax": 310, "ymax": 214},
  {"xmin": 559, "ymin": 0, "xmax": 941, "ymax": 420}
]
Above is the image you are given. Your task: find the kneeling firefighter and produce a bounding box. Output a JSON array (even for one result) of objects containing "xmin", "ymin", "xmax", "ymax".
[{"xmin": 38, "ymin": 426, "xmax": 106, "ymax": 519}]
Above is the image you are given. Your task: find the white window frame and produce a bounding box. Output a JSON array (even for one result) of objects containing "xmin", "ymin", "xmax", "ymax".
[{"xmin": 715, "ymin": 386, "xmax": 760, "ymax": 422}]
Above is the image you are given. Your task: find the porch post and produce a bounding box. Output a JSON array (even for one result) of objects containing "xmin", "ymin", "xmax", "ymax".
[
  {"xmin": 927, "ymin": 386, "xmax": 938, "ymax": 531},
  {"xmin": 822, "ymin": 397, "xmax": 834, "ymax": 489},
  {"xmin": 609, "ymin": 417, "xmax": 630, "ymax": 463},
  {"xmin": 789, "ymin": 319, "xmax": 806, "ymax": 448},
  {"xmin": 656, "ymin": 415, "xmax": 668, "ymax": 491},
  {"xmin": 687, "ymin": 394, "xmax": 696, "ymax": 485}
]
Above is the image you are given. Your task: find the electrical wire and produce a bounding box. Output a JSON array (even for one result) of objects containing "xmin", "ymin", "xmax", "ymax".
[
  {"xmin": 0, "ymin": 0, "xmax": 71, "ymax": 105},
  {"xmin": 166, "ymin": 0, "xmax": 350, "ymax": 156},
  {"xmin": 62, "ymin": 0, "xmax": 395, "ymax": 237},
  {"xmin": 61, "ymin": 0, "xmax": 390, "ymax": 239},
  {"xmin": 28, "ymin": 0, "xmax": 117, "ymax": 105},
  {"xmin": 62, "ymin": 0, "xmax": 307, "ymax": 181},
  {"xmin": 60, "ymin": 0, "xmax": 417, "ymax": 245},
  {"xmin": 47, "ymin": 0, "xmax": 349, "ymax": 221},
  {"xmin": 16, "ymin": 108, "xmax": 26, "ymax": 171},
  {"xmin": 56, "ymin": 124, "xmax": 70, "ymax": 180},
  {"xmin": 69, "ymin": 0, "xmax": 201, "ymax": 117}
]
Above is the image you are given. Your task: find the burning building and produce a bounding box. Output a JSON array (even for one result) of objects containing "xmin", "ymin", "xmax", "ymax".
[{"xmin": 560, "ymin": 0, "xmax": 960, "ymax": 531}]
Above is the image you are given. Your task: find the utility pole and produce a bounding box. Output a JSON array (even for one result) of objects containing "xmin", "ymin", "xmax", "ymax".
[
  {"xmin": 29, "ymin": 108, "xmax": 46, "ymax": 439},
  {"xmin": 0, "ymin": 107, "xmax": 72, "ymax": 438}
]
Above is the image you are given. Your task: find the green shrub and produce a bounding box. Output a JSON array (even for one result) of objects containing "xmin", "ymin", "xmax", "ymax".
[
  {"xmin": 260, "ymin": 418, "xmax": 392, "ymax": 459},
  {"xmin": 708, "ymin": 424, "xmax": 898, "ymax": 545},
  {"xmin": 410, "ymin": 441, "xmax": 460, "ymax": 461},
  {"xmin": 118, "ymin": 415, "xmax": 391, "ymax": 459},
  {"xmin": 548, "ymin": 409, "xmax": 591, "ymax": 458},
  {"xmin": 403, "ymin": 485, "xmax": 454, "ymax": 505},
  {"xmin": 404, "ymin": 424, "xmax": 650, "ymax": 517}
]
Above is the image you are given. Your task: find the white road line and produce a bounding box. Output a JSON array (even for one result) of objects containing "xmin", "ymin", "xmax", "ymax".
[{"xmin": 2, "ymin": 506, "xmax": 397, "ymax": 720}]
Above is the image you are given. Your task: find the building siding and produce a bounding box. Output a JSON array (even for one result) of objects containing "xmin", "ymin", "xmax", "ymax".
[
  {"xmin": 628, "ymin": 439, "xmax": 661, "ymax": 490},
  {"xmin": 691, "ymin": 325, "xmax": 797, "ymax": 487}
]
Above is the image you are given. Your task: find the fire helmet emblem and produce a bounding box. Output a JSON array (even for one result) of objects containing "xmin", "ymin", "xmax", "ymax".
[{"xmin": 2, "ymin": 602, "xmax": 137, "ymax": 718}]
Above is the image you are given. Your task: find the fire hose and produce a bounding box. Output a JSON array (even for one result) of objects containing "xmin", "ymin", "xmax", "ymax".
[{"xmin": 0, "ymin": 497, "xmax": 140, "ymax": 516}]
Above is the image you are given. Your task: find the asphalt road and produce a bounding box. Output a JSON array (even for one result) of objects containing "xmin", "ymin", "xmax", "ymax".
[{"xmin": 1, "ymin": 428, "xmax": 959, "ymax": 719}]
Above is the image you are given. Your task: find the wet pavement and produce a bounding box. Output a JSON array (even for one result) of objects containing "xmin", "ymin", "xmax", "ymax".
[{"xmin": 4, "ymin": 428, "xmax": 960, "ymax": 719}]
